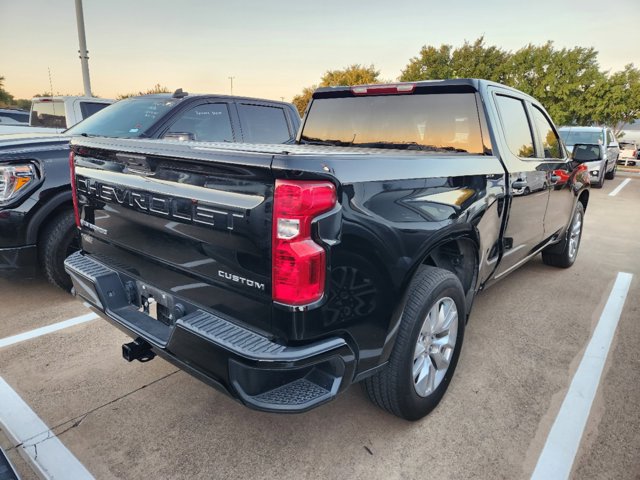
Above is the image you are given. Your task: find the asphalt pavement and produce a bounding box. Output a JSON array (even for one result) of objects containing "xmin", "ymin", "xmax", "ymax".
[{"xmin": 0, "ymin": 172, "xmax": 638, "ymax": 480}]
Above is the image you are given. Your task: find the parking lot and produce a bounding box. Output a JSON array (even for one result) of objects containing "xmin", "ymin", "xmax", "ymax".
[{"xmin": 0, "ymin": 173, "xmax": 638, "ymax": 480}]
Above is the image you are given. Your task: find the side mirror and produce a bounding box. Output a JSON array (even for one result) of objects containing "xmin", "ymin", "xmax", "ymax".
[
  {"xmin": 163, "ymin": 132, "xmax": 195, "ymax": 142},
  {"xmin": 608, "ymin": 142, "xmax": 619, "ymax": 148},
  {"xmin": 571, "ymin": 143, "xmax": 603, "ymax": 162}
]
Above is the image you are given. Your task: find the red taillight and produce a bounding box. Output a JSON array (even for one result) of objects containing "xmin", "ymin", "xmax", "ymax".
[
  {"xmin": 272, "ymin": 179, "xmax": 336, "ymax": 305},
  {"xmin": 69, "ymin": 151, "xmax": 80, "ymax": 228},
  {"xmin": 351, "ymin": 84, "xmax": 416, "ymax": 96}
]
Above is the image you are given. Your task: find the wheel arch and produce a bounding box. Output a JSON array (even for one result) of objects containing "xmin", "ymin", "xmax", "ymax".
[
  {"xmin": 26, "ymin": 190, "xmax": 73, "ymax": 245},
  {"xmin": 373, "ymin": 229, "xmax": 481, "ymax": 370},
  {"xmin": 577, "ymin": 189, "xmax": 589, "ymax": 213}
]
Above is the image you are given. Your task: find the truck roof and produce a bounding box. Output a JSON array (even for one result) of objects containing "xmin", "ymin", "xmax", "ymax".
[
  {"xmin": 136, "ymin": 92, "xmax": 294, "ymax": 108},
  {"xmin": 558, "ymin": 126, "xmax": 604, "ymax": 132},
  {"xmin": 31, "ymin": 96, "xmax": 114, "ymax": 103},
  {"xmin": 312, "ymin": 78, "xmax": 540, "ymax": 104}
]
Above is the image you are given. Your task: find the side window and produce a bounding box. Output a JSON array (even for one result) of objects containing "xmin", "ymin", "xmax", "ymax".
[
  {"xmin": 606, "ymin": 130, "xmax": 615, "ymax": 146},
  {"xmin": 238, "ymin": 104, "xmax": 291, "ymax": 143},
  {"xmin": 531, "ymin": 106, "xmax": 562, "ymax": 159},
  {"xmin": 165, "ymin": 103, "xmax": 234, "ymax": 142},
  {"xmin": 79, "ymin": 102, "xmax": 109, "ymax": 120},
  {"xmin": 495, "ymin": 95, "xmax": 535, "ymax": 158}
]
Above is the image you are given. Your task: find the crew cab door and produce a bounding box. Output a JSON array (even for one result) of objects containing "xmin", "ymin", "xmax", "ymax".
[
  {"xmin": 527, "ymin": 103, "xmax": 575, "ymax": 239},
  {"xmin": 490, "ymin": 91, "xmax": 549, "ymax": 279}
]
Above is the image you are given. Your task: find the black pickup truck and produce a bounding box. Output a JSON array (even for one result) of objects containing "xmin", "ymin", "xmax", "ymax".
[
  {"xmin": 65, "ymin": 79, "xmax": 590, "ymax": 420},
  {"xmin": 0, "ymin": 91, "xmax": 300, "ymax": 290}
]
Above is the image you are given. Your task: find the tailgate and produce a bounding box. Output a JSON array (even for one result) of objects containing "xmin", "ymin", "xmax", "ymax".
[{"xmin": 72, "ymin": 140, "xmax": 275, "ymax": 335}]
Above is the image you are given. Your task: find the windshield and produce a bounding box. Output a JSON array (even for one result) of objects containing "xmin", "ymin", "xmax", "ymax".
[
  {"xmin": 66, "ymin": 97, "xmax": 180, "ymax": 138},
  {"xmin": 559, "ymin": 129, "xmax": 604, "ymax": 146},
  {"xmin": 300, "ymin": 93, "xmax": 486, "ymax": 154}
]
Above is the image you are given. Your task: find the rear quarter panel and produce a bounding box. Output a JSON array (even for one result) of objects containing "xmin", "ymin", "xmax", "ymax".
[{"xmin": 271, "ymin": 152, "xmax": 506, "ymax": 373}]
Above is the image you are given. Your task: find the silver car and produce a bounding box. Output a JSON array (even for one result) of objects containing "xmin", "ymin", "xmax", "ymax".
[{"xmin": 559, "ymin": 126, "xmax": 619, "ymax": 187}]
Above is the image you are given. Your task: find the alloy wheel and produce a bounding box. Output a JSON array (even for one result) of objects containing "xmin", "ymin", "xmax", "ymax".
[{"xmin": 412, "ymin": 297, "xmax": 458, "ymax": 397}]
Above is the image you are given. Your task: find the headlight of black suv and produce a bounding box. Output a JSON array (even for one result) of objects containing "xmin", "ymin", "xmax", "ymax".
[{"xmin": 0, "ymin": 163, "xmax": 39, "ymax": 204}]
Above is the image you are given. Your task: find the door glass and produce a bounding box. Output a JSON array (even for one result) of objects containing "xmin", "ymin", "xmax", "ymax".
[
  {"xmin": 79, "ymin": 102, "xmax": 109, "ymax": 120},
  {"xmin": 165, "ymin": 103, "xmax": 234, "ymax": 142},
  {"xmin": 238, "ymin": 104, "xmax": 291, "ymax": 143},
  {"xmin": 495, "ymin": 95, "xmax": 535, "ymax": 158},
  {"xmin": 531, "ymin": 106, "xmax": 562, "ymax": 159}
]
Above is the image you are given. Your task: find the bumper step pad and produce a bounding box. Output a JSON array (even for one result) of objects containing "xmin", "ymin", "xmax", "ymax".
[{"xmin": 254, "ymin": 378, "xmax": 331, "ymax": 406}]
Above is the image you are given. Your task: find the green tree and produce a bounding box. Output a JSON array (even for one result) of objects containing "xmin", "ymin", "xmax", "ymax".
[
  {"xmin": 292, "ymin": 64, "xmax": 381, "ymax": 116},
  {"xmin": 0, "ymin": 76, "xmax": 15, "ymax": 107},
  {"xmin": 13, "ymin": 99, "xmax": 32, "ymax": 110},
  {"xmin": 399, "ymin": 39, "xmax": 609, "ymax": 127},
  {"xmin": 399, "ymin": 37, "xmax": 510, "ymax": 83},
  {"xmin": 504, "ymin": 43, "xmax": 603, "ymax": 125},
  {"xmin": 116, "ymin": 83, "xmax": 171, "ymax": 100},
  {"xmin": 580, "ymin": 64, "xmax": 640, "ymax": 135}
]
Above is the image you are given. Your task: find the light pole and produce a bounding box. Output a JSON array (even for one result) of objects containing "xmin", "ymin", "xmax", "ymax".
[
  {"xmin": 74, "ymin": 0, "xmax": 92, "ymax": 97},
  {"xmin": 228, "ymin": 76, "xmax": 235, "ymax": 95}
]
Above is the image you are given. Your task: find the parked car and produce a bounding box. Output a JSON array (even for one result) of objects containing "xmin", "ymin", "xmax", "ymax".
[
  {"xmin": 65, "ymin": 79, "xmax": 589, "ymax": 420},
  {"xmin": 618, "ymin": 140, "xmax": 638, "ymax": 166},
  {"xmin": 0, "ymin": 108, "xmax": 29, "ymax": 125},
  {"xmin": 558, "ymin": 126, "xmax": 619, "ymax": 187},
  {"xmin": 0, "ymin": 96, "xmax": 114, "ymax": 135},
  {"xmin": 0, "ymin": 91, "xmax": 301, "ymax": 290}
]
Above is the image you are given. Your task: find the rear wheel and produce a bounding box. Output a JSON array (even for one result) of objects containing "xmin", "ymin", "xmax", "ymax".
[
  {"xmin": 363, "ymin": 266, "xmax": 466, "ymax": 421},
  {"xmin": 542, "ymin": 202, "xmax": 584, "ymax": 268},
  {"xmin": 39, "ymin": 210, "xmax": 80, "ymax": 291}
]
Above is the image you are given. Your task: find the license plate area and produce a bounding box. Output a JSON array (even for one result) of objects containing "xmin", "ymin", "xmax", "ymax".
[{"xmin": 137, "ymin": 282, "xmax": 175, "ymax": 326}]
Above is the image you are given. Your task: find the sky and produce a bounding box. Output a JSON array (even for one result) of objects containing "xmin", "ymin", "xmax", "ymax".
[{"xmin": 1, "ymin": 0, "xmax": 638, "ymax": 102}]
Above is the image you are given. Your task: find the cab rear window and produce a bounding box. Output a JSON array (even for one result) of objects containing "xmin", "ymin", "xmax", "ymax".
[
  {"xmin": 301, "ymin": 93, "xmax": 485, "ymax": 154},
  {"xmin": 31, "ymin": 101, "xmax": 66, "ymax": 128}
]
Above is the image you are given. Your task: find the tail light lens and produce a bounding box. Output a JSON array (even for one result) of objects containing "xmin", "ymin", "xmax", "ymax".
[
  {"xmin": 272, "ymin": 179, "xmax": 336, "ymax": 305},
  {"xmin": 69, "ymin": 152, "xmax": 80, "ymax": 228}
]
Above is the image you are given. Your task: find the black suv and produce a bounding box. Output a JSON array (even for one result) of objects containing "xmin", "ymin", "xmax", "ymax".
[{"xmin": 0, "ymin": 91, "xmax": 300, "ymax": 290}]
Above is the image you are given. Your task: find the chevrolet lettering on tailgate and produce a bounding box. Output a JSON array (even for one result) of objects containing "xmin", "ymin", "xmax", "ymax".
[{"xmin": 76, "ymin": 176, "xmax": 244, "ymax": 229}]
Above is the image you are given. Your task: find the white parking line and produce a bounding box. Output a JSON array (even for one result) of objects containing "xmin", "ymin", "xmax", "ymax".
[
  {"xmin": 0, "ymin": 376, "xmax": 94, "ymax": 479},
  {"xmin": 0, "ymin": 313, "xmax": 98, "ymax": 349},
  {"xmin": 531, "ymin": 271, "xmax": 633, "ymax": 480},
  {"xmin": 609, "ymin": 178, "xmax": 631, "ymax": 196}
]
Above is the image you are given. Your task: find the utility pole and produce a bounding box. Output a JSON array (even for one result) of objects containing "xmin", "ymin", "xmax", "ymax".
[
  {"xmin": 228, "ymin": 76, "xmax": 235, "ymax": 95},
  {"xmin": 74, "ymin": 0, "xmax": 92, "ymax": 97}
]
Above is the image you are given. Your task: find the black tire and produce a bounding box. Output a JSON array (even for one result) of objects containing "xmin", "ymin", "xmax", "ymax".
[
  {"xmin": 363, "ymin": 266, "xmax": 466, "ymax": 421},
  {"xmin": 605, "ymin": 163, "xmax": 616, "ymax": 180},
  {"xmin": 541, "ymin": 202, "xmax": 585, "ymax": 268},
  {"xmin": 39, "ymin": 210, "xmax": 79, "ymax": 291}
]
